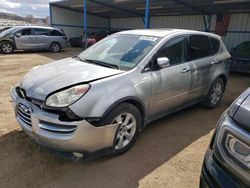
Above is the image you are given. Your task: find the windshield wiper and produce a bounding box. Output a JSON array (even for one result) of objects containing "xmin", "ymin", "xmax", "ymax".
[
  {"xmin": 73, "ymin": 55, "xmax": 85, "ymax": 62},
  {"xmin": 83, "ymin": 59, "xmax": 120, "ymax": 70}
]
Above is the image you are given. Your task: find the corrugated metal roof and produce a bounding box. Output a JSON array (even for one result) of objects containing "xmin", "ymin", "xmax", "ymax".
[{"xmin": 50, "ymin": 0, "xmax": 250, "ymax": 18}]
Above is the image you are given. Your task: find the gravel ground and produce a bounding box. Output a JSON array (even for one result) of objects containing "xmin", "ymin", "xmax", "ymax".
[{"xmin": 0, "ymin": 48, "xmax": 249, "ymax": 188}]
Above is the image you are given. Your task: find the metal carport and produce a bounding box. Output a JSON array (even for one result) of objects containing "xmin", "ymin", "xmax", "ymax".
[{"xmin": 49, "ymin": 0, "xmax": 250, "ymax": 49}]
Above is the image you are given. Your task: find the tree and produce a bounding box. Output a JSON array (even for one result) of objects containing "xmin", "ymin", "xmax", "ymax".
[{"xmin": 26, "ymin": 14, "xmax": 34, "ymax": 23}]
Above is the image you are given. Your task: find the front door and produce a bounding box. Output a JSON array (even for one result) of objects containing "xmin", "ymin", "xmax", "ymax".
[
  {"xmin": 14, "ymin": 28, "xmax": 35, "ymax": 49},
  {"xmin": 31, "ymin": 28, "xmax": 51, "ymax": 49},
  {"xmin": 149, "ymin": 36, "xmax": 191, "ymax": 117}
]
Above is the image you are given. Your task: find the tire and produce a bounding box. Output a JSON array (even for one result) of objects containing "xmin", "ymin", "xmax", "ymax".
[
  {"xmin": 101, "ymin": 103, "xmax": 141, "ymax": 155},
  {"xmin": 1, "ymin": 41, "xmax": 13, "ymax": 54},
  {"xmin": 50, "ymin": 42, "xmax": 60, "ymax": 52},
  {"xmin": 202, "ymin": 78, "xmax": 225, "ymax": 109}
]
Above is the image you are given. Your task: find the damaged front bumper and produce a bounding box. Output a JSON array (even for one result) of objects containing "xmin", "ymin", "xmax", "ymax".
[{"xmin": 10, "ymin": 85, "xmax": 118, "ymax": 160}]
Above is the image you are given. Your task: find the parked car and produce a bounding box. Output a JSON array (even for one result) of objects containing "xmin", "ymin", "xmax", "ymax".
[
  {"xmin": 230, "ymin": 41, "xmax": 250, "ymax": 73},
  {"xmin": 0, "ymin": 26, "xmax": 68, "ymax": 54},
  {"xmin": 83, "ymin": 31, "xmax": 113, "ymax": 46},
  {"xmin": 69, "ymin": 31, "xmax": 119, "ymax": 48},
  {"xmin": 200, "ymin": 88, "xmax": 250, "ymax": 188},
  {"xmin": 68, "ymin": 32, "xmax": 97, "ymax": 47},
  {"xmin": 0, "ymin": 26, "xmax": 12, "ymax": 33},
  {"xmin": 69, "ymin": 35, "xmax": 85, "ymax": 47},
  {"xmin": 10, "ymin": 29, "xmax": 230, "ymax": 160}
]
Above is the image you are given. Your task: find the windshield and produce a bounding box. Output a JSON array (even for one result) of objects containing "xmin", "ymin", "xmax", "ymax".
[
  {"xmin": 235, "ymin": 41, "xmax": 250, "ymax": 52},
  {"xmin": 0, "ymin": 27, "xmax": 20, "ymax": 35},
  {"xmin": 233, "ymin": 41, "xmax": 250, "ymax": 58},
  {"xmin": 0, "ymin": 27, "xmax": 11, "ymax": 33},
  {"xmin": 78, "ymin": 34, "xmax": 160, "ymax": 71}
]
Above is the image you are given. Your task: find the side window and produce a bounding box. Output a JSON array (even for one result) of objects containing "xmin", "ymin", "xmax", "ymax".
[
  {"xmin": 210, "ymin": 37, "xmax": 220, "ymax": 54},
  {"xmin": 188, "ymin": 35, "xmax": 214, "ymax": 61},
  {"xmin": 17, "ymin": 29, "xmax": 31, "ymax": 36},
  {"xmin": 50, "ymin": 30, "xmax": 64, "ymax": 36},
  {"xmin": 156, "ymin": 37, "xmax": 187, "ymax": 66},
  {"xmin": 32, "ymin": 29, "xmax": 49, "ymax": 36}
]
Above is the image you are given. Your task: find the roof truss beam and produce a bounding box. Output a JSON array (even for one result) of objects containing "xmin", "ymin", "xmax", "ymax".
[
  {"xmin": 87, "ymin": 0, "xmax": 143, "ymax": 17},
  {"xmin": 171, "ymin": 0, "xmax": 209, "ymax": 15}
]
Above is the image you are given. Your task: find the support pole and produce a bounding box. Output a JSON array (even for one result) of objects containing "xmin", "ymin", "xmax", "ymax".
[
  {"xmin": 49, "ymin": 4, "xmax": 52, "ymax": 27},
  {"xmin": 144, "ymin": 0, "xmax": 150, "ymax": 29},
  {"xmin": 203, "ymin": 14, "xmax": 211, "ymax": 32},
  {"xmin": 84, "ymin": 0, "xmax": 87, "ymax": 49}
]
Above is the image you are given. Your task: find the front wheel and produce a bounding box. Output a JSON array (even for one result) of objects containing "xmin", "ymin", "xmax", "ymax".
[
  {"xmin": 202, "ymin": 78, "xmax": 224, "ymax": 109},
  {"xmin": 1, "ymin": 42, "xmax": 13, "ymax": 54},
  {"xmin": 102, "ymin": 103, "xmax": 141, "ymax": 155}
]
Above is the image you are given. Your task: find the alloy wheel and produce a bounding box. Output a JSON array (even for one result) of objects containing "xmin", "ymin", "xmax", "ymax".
[
  {"xmin": 51, "ymin": 43, "xmax": 60, "ymax": 52},
  {"xmin": 210, "ymin": 82, "xmax": 223, "ymax": 105},
  {"xmin": 2, "ymin": 43, "xmax": 13, "ymax": 53},
  {"xmin": 112, "ymin": 113, "xmax": 137, "ymax": 150}
]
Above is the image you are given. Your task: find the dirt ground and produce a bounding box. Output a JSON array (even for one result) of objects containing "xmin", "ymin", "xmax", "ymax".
[{"xmin": 0, "ymin": 48, "xmax": 249, "ymax": 188}]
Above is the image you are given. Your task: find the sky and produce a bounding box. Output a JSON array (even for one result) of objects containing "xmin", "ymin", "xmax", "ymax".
[{"xmin": 0, "ymin": 0, "xmax": 56, "ymax": 18}]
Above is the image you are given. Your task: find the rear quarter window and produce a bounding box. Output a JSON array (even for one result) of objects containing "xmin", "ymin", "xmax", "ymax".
[
  {"xmin": 50, "ymin": 30, "xmax": 65, "ymax": 36},
  {"xmin": 210, "ymin": 37, "xmax": 220, "ymax": 54}
]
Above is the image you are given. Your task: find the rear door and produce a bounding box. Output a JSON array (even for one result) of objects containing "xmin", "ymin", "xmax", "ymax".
[
  {"xmin": 31, "ymin": 28, "xmax": 50, "ymax": 49},
  {"xmin": 185, "ymin": 34, "xmax": 216, "ymax": 100}
]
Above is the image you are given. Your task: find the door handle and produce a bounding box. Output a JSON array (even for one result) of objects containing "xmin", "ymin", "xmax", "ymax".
[
  {"xmin": 211, "ymin": 60, "xmax": 219, "ymax": 65},
  {"xmin": 181, "ymin": 67, "xmax": 190, "ymax": 73}
]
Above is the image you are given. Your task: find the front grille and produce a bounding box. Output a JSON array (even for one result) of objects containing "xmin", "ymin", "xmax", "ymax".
[
  {"xmin": 17, "ymin": 103, "xmax": 32, "ymax": 127},
  {"xmin": 39, "ymin": 120, "xmax": 76, "ymax": 134}
]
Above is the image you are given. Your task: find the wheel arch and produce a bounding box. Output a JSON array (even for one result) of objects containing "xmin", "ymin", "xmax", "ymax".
[
  {"xmin": 0, "ymin": 40, "xmax": 16, "ymax": 50},
  {"xmin": 102, "ymin": 96, "xmax": 148, "ymax": 129},
  {"xmin": 50, "ymin": 41, "xmax": 61, "ymax": 49},
  {"xmin": 217, "ymin": 74, "xmax": 228, "ymax": 92}
]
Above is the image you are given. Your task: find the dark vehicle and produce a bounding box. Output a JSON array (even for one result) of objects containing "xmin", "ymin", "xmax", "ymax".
[
  {"xmin": 69, "ymin": 35, "xmax": 85, "ymax": 47},
  {"xmin": 0, "ymin": 26, "xmax": 12, "ymax": 33},
  {"xmin": 0, "ymin": 26, "xmax": 68, "ymax": 54},
  {"xmin": 69, "ymin": 31, "xmax": 118, "ymax": 48},
  {"xmin": 200, "ymin": 88, "xmax": 250, "ymax": 188},
  {"xmin": 230, "ymin": 41, "xmax": 250, "ymax": 73},
  {"xmin": 68, "ymin": 32, "xmax": 97, "ymax": 47},
  {"xmin": 83, "ymin": 31, "xmax": 110, "ymax": 46}
]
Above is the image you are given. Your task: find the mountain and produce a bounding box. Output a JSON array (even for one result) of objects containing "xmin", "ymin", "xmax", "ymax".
[{"xmin": 0, "ymin": 12, "xmax": 24, "ymax": 21}]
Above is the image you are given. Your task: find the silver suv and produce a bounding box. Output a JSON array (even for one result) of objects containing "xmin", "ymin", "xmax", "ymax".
[
  {"xmin": 0, "ymin": 26, "xmax": 67, "ymax": 54},
  {"xmin": 11, "ymin": 29, "xmax": 231, "ymax": 159}
]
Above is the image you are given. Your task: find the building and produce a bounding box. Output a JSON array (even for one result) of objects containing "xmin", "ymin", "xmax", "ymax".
[{"xmin": 49, "ymin": 0, "xmax": 250, "ymax": 49}]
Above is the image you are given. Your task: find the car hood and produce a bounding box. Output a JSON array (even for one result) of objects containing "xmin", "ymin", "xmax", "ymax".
[
  {"xmin": 233, "ymin": 89, "xmax": 250, "ymax": 131},
  {"xmin": 0, "ymin": 33, "xmax": 5, "ymax": 37},
  {"xmin": 20, "ymin": 57, "xmax": 124, "ymax": 100}
]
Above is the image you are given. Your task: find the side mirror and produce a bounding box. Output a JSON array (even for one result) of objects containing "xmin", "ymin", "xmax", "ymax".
[
  {"xmin": 157, "ymin": 57, "xmax": 170, "ymax": 68},
  {"xmin": 15, "ymin": 33, "xmax": 22, "ymax": 37}
]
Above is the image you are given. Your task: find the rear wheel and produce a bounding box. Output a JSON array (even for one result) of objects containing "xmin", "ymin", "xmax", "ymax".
[
  {"xmin": 202, "ymin": 78, "xmax": 224, "ymax": 109},
  {"xmin": 1, "ymin": 41, "xmax": 13, "ymax": 54},
  {"xmin": 50, "ymin": 42, "xmax": 60, "ymax": 52},
  {"xmin": 102, "ymin": 103, "xmax": 141, "ymax": 155}
]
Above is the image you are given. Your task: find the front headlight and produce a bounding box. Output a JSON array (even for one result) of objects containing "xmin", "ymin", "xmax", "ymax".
[
  {"xmin": 226, "ymin": 134, "xmax": 250, "ymax": 169},
  {"xmin": 45, "ymin": 84, "xmax": 90, "ymax": 107}
]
